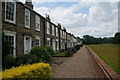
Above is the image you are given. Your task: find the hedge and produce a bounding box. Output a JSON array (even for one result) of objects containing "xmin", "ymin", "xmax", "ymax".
[{"xmin": 2, "ymin": 63, "xmax": 51, "ymax": 79}]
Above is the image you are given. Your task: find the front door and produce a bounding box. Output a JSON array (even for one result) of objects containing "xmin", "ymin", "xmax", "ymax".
[
  {"xmin": 24, "ymin": 36, "xmax": 31, "ymax": 54},
  {"xmin": 53, "ymin": 40, "xmax": 55, "ymax": 50}
]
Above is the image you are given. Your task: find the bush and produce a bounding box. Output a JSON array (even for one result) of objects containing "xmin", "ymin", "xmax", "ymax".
[
  {"xmin": 2, "ymin": 33, "xmax": 10, "ymax": 59},
  {"xmin": 2, "ymin": 63, "xmax": 51, "ymax": 79},
  {"xmin": 15, "ymin": 54, "xmax": 39, "ymax": 67},
  {"xmin": 3, "ymin": 54, "xmax": 15, "ymax": 69},
  {"xmin": 66, "ymin": 49, "xmax": 73, "ymax": 57},
  {"xmin": 72, "ymin": 47, "xmax": 77, "ymax": 53},
  {"xmin": 74, "ymin": 45, "xmax": 79, "ymax": 50},
  {"xmin": 44, "ymin": 46, "xmax": 55, "ymax": 56},
  {"xmin": 60, "ymin": 49, "xmax": 65, "ymax": 52},
  {"xmin": 30, "ymin": 47, "xmax": 51, "ymax": 62}
]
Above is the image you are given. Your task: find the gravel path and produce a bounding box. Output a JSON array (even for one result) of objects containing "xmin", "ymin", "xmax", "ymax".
[{"xmin": 51, "ymin": 46, "xmax": 100, "ymax": 78}]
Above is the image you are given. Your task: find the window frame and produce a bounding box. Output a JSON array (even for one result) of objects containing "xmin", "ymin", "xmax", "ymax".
[
  {"xmin": 52, "ymin": 25, "xmax": 54, "ymax": 36},
  {"xmin": 56, "ymin": 39, "xmax": 59, "ymax": 50},
  {"xmin": 61, "ymin": 30, "xmax": 62, "ymax": 38},
  {"xmin": 47, "ymin": 38, "xmax": 50, "ymax": 46},
  {"xmin": 5, "ymin": 0, "xmax": 16, "ymax": 23},
  {"xmin": 62, "ymin": 31, "xmax": 64, "ymax": 38},
  {"xmin": 52, "ymin": 39, "xmax": 56, "ymax": 50},
  {"xmin": 4, "ymin": 33, "xmax": 16, "ymax": 57},
  {"xmin": 47, "ymin": 22, "xmax": 50, "ymax": 34},
  {"xmin": 25, "ymin": 9, "xmax": 30, "ymax": 28},
  {"xmin": 65, "ymin": 32, "xmax": 66, "ymax": 39},
  {"xmin": 35, "ymin": 37, "xmax": 40, "ymax": 47},
  {"xmin": 36, "ymin": 15, "xmax": 40, "ymax": 31},
  {"xmin": 61, "ymin": 40, "xmax": 63, "ymax": 49},
  {"xmin": 56, "ymin": 27, "xmax": 58, "ymax": 37}
]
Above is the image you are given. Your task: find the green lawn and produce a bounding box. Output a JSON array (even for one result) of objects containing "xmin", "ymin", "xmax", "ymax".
[
  {"xmin": 88, "ymin": 44, "xmax": 120, "ymax": 74},
  {"xmin": 53, "ymin": 52, "xmax": 69, "ymax": 57}
]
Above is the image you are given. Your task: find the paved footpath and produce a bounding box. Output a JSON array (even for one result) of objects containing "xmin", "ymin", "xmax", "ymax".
[{"xmin": 51, "ymin": 46, "xmax": 104, "ymax": 78}]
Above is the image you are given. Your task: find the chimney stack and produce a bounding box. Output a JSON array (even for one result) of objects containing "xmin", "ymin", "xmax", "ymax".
[
  {"xmin": 25, "ymin": 0, "xmax": 33, "ymax": 9},
  {"xmin": 58, "ymin": 23, "xmax": 61, "ymax": 29},
  {"xmin": 46, "ymin": 14, "xmax": 51, "ymax": 21}
]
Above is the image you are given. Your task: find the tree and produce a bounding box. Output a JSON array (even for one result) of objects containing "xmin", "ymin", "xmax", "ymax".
[
  {"xmin": 82, "ymin": 35, "xmax": 114, "ymax": 45},
  {"xmin": 83, "ymin": 35, "xmax": 96, "ymax": 45},
  {"xmin": 114, "ymin": 32, "xmax": 120, "ymax": 44}
]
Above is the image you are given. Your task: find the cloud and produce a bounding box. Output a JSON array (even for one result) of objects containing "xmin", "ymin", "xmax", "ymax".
[
  {"xmin": 34, "ymin": 7, "xmax": 50, "ymax": 17},
  {"xmin": 34, "ymin": 2, "xmax": 118, "ymax": 38},
  {"xmin": 34, "ymin": 3, "xmax": 88, "ymax": 28}
]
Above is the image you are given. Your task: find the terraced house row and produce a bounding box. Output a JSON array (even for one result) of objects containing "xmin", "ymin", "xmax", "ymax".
[{"xmin": 2, "ymin": 0, "xmax": 82, "ymax": 57}]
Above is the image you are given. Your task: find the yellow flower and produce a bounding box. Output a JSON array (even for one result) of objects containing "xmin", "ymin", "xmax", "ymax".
[{"xmin": 1, "ymin": 63, "xmax": 51, "ymax": 79}]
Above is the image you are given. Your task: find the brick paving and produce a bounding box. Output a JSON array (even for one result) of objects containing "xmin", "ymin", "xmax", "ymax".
[{"xmin": 51, "ymin": 46, "xmax": 103, "ymax": 78}]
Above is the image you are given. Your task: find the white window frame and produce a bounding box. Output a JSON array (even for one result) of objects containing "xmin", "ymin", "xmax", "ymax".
[
  {"xmin": 61, "ymin": 40, "xmax": 63, "ymax": 49},
  {"xmin": 56, "ymin": 27, "xmax": 58, "ymax": 37},
  {"xmin": 47, "ymin": 38, "xmax": 50, "ymax": 46},
  {"xmin": 52, "ymin": 25, "xmax": 54, "ymax": 35},
  {"xmin": 63, "ymin": 31, "xmax": 65, "ymax": 38},
  {"xmin": 62, "ymin": 31, "xmax": 64, "ymax": 38},
  {"xmin": 5, "ymin": 0, "xmax": 16, "ymax": 23},
  {"xmin": 65, "ymin": 32, "xmax": 66, "ymax": 39},
  {"xmin": 4, "ymin": 33, "xmax": 16, "ymax": 57},
  {"xmin": 61, "ymin": 30, "xmax": 62, "ymax": 38},
  {"xmin": 52, "ymin": 39, "xmax": 56, "ymax": 50},
  {"xmin": 47, "ymin": 22, "xmax": 50, "ymax": 34},
  {"xmin": 25, "ymin": 9, "xmax": 30, "ymax": 28},
  {"xmin": 56, "ymin": 39, "xmax": 59, "ymax": 50},
  {"xmin": 36, "ymin": 15, "xmax": 40, "ymax": 31},
  {"xmin": 63, "ymin": 41, "xmax": 64, "ymax": 49},
  {"xmin": 35, "ymin": 37, "xmax": 40, "ymax": 47}
]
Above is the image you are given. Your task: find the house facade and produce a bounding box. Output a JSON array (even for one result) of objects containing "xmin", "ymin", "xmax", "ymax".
[{"xmin": 2, "ymin": 0, "xmax": 81, "ymax": 57}]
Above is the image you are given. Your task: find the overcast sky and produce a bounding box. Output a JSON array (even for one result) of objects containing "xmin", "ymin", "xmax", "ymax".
[{"xmin": 19, "ymin": 0, "xmax": 119, "ymax": 38}]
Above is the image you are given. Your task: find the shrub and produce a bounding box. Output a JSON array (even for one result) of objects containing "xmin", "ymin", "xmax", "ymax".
[
  {"xmin": 30, "ymin": 47, "xmax": 51, "ymax": 62},
  {"xmin": 3, "ymin": 54, "xmax": 15, "ymax": 69},
  {"xmin": 2, "ymin": 63, "xmax": 51, "ymax": 79},
  {"xmin": 66, "ymin": 49, "xmax": 73, "ymax": 57},
  {"xmin": 75, "ymin": 45, "xmax": 82, "ymax": 50},
  {"xmin": 73, "ymin": 47, "xmax": 77, "ymax": 53},
  {"xmin": 2, "ymin": 33, "xmax": 10, "ymax": 59},
  {"xmin": 44, "ymin": 46, "xmax": 55, "ymax": 56},
  {"xmin": 60, "ymin": 49, "xmax": 65, "ymax": 52},
  {"xmin": 15, "ymin": 54, "xmax": 39, "ymax": 67}
]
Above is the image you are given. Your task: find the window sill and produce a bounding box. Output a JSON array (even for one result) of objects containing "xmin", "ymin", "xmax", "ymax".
[
  {"xmin": 4, "ymin": 20, "xmax": 17, "ymax": 26},
  {"xmin": 24, "ymin": 26, "xmax": 31, "ymax": 30},
  {"xmin": 47, "ymin": 33, "xmax": 50, "ymax": 35},
  {"xmin": 25, "ymin": 25, "xmax": 30, "ymax": 29},
  {"xmin": 35, "ymin": 29, "xmax": 40, "ymax": 32}
]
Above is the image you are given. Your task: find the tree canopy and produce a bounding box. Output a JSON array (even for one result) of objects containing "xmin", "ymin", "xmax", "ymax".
[{"xmin": 82, "ymin": 32, "xmax": 120, "ymax": 45}]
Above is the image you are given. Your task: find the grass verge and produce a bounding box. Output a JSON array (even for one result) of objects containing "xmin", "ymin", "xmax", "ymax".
[
  {"xmin": 88, "ymin": 44, "xmax": 120, "ymax": 74},
  {"xmin": 53, "ymin": 52, "xmax": 68, "ymax": 57}
]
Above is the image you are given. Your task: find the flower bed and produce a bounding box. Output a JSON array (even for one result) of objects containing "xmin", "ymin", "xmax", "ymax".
[{"xmin": 2, "ymin": 63, "xmax": 51, "ymax": 79}]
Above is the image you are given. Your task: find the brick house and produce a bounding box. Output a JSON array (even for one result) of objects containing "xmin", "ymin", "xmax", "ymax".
[
  {"xmin": 2, "ymin": 0, "xmax": 45, "ymax": 56},
  {"xmin": 2, "ymin": 0, "xmax": 80, "ymax": 57}
]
